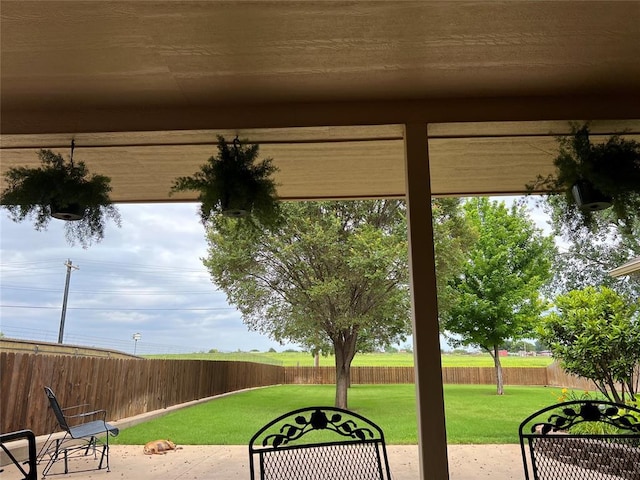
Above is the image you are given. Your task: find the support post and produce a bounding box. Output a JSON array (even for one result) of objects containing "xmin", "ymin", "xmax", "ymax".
[{"xmin": 404, "ymin": 123, "xmax": 449, "ymax": 479}]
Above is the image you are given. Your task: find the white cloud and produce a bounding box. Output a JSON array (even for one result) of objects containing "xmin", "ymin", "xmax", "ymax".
[{"xmin": 0, "ymin": 203, "xmax": 295, "ymax": 354}]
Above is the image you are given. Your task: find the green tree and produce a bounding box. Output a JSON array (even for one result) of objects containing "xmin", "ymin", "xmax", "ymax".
[
  {"xmin": 203, "ymin": 200, "xmax": 410, "ymax": 409},
  {"xmin": 534, "ymin": 339, "xmax": 549, "ymax": 353},
  {"xmin": 432, "ymin": 198, "xmax": 477, "ymax": 320},
  {"xmin": 500, "ymin": 339, "xmax": 536, "ymax": 353},
  {"xmin": 442, "ymin": 198, "xmax": 555, "ymax": 394},
  {"xmin": 539, "ymin": 286, "xmax": 640, "ymax": 402},
  {"xmin": 541, "ymin": 195, "xmax": 640, "ymax": 301}
]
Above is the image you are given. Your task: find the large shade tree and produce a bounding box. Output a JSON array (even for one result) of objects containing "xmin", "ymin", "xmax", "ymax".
[
  {"xmin": 203, "ymin": 200, "xmax": 410, "ymax": 408},
  {"xmin": 442, "ymin": 198, "xmax": 555, "ymax": 394}
]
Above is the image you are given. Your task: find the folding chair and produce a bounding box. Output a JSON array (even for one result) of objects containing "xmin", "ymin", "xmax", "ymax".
[
  {"xmin": 0, "ymin": 429, "xmax": 38, "ymax": 480},
  {"xmin": 39, "ymin": 386, "xmax": 119, "ymax": 476},
  {"xmin": 249, "ymin": 406, "xmax": 392, "ymax": 480}
]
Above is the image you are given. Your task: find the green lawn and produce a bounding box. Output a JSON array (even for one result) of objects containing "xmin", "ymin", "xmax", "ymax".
[
  {"xmin": 145, "ymin": 351, "xmax": 554, "ymax": 368},
  {"xmin": 113, "ymin": 384, "xmax": 563, "ymax": 445}
]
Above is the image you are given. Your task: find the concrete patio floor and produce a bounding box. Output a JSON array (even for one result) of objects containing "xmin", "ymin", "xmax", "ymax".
[{"xmin": 2, "ymin": 443, "xmax": 527, "ymax": 479}]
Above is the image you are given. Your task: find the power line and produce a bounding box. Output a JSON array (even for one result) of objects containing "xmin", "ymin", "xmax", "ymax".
[
  {"xmin": 1, "ymin": 259, "xmax": 206, "ymax": 273},
  {"xmin": 0, "ymin": 260, "xmax": 63, "ymax": 268},
  {"xmin": 1, "ymin": 261, "xmax": 210, "ymax": 278},
  {"xmin": 79, "ymin": 258, "xmax": 205, "ymax": 269},
  {"xmin": 1, "ymin": 304, "xmax": 235, "ymax": 311},
  {"xmin": 1, "ymin": 285, "xmax": 223, "ymax": 296},
  {"xmin": 1, "ymin": 325, "xmax": 210, "ymax": 355}
]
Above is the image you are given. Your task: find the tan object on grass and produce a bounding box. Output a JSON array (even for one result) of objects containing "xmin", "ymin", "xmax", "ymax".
[{"xmin": 143, "ymin": 439, "xmax": 178, "ymax": 455}]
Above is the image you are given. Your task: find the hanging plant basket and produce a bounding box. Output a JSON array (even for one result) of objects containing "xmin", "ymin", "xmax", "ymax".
[
  {"xmin": 527, "ymin": 123, "xmax": 640, "ymax": 231},
  {"xmin": 0, "ymin": 143, "xmax": 121, "ymax": 247},
  {"xmin": 170, "ymin": 135, "xmax": 281, "ymax": 228}
]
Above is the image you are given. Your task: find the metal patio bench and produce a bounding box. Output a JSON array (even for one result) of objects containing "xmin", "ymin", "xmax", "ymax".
[
  {"xmin": 249, "ymin": 406, "xmax": 392, "ymax": 480},
  {"xmin": 38, "ymin": 386, "xmax": 119, "ymax": 476},
  {"xmin": 0, "ymin": 429, "xmax": 38, "ymax": 480},
  {"xmin": 519, "ymin": 399, "xmax": 640, "ymax": 480}
]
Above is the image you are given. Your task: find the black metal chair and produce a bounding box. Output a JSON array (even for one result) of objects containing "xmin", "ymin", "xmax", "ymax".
[
  {"xmin": 38, "ymin": 386, "xmax": 119, "ymax": 476},
  {"xmin": 249, "ymin": 406, "xmax": 392, "ymax": 480},
  {"xmin": 0, "ymin": 430, "xmax": 38, "ymax": 480},
  {"xmin": 519, "ymin": 399, "xmax": 640, "ymax": 480}
]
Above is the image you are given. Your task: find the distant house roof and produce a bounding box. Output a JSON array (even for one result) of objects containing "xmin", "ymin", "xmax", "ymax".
[{"xmin": 610, "ymin": 257, "xmax": 640, "ymax": 277}]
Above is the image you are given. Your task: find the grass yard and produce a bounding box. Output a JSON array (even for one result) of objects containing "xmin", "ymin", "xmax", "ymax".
[
  {"xmin": 145, "ymin": 351, "xmax": 554, "ymax": 368},
  {"xmin": 113, "ymin": 384, "xmax": 562, "ymax": 446}
]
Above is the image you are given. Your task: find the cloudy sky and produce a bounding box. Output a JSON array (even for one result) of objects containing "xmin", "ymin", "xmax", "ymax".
[
  {"xmin": 0, "ymin": 202, "xmax": 295, "ymax": 355},
  {"xmin": 1, "ymin": 197, "xmax": 551, "ymax": 356}
]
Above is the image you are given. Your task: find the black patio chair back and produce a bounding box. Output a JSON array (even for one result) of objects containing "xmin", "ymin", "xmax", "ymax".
[
  {"xmin": 519, "ymin": 399, "xmax": 640, "ymax": 480},
  {"xmin": 44, "ymin": 387, "xmax": 71, "ymax": 432},
  {"xmin": 0, "ymin": 430, "xmax": 38, "ymax": 480},
  {"xmin": 39, "ymin": 386, "xmax": 119, "ymax": 477},
  {"xmin": 249, "ymin": 406, "xmax": 392, "ymax": 480}
]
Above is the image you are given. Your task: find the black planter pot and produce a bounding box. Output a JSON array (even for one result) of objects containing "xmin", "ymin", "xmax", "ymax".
[
  {"xmin": 222, "ymin": 208, "xmax": 249, "ymax": 218},
  {"xmin": 51, "ymin": 202, "xmax": 84, "ymax": 221},
  {"xmin": 221, "ymin": 195, "xmax": 250, "ymax": 218},
  {"xmin": 571, "ymin": 181, "xmax": 612, "ymax": 212}
]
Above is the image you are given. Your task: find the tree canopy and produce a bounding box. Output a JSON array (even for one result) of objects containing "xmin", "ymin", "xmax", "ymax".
[
  {"xmin": 203, "ymin": 200, "xmax": 410, "ymax": 408},
  {"xmin": 539, "ymin": 286, "xmax": 640, "ymax": 402},
  {"xmin": 541, "ymin": 195, "xmax": 640, "ymax": 301},
  {"xmin": 432, "ymin": 198, "xmax": 477, "ymax": 319},
  {"xmin": 442, "ymin": 198, "xmax": 555, "ymax": 394}
]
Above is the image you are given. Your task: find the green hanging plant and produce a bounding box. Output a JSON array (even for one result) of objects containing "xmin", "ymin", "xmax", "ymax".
[
  {"xmin": 1, "ymin": 144, "xmax": 121, "ymax": 247},
  {"xmin": 527, "ymin": 123, "xmax": 640, "ymax": 232},
  {"xmin": 171, "ymin": 136, "xmax": 281, "ymax": 228}
]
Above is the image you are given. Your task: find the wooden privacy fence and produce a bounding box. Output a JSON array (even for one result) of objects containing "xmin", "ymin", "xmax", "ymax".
[
  {"xmin": 545, "ymin": 361, "xmax": 597, "ymax": 391},
  {"xmin": 1, "ymin": 352, "xmax": 597, "ymax": 436},
  {"xmin": 0, "ymin": 352, "xmax": 283, "ymax": 436},
  {"xmin": 284, "ymin": 366, "xmax": 553, "ymax": 385}
]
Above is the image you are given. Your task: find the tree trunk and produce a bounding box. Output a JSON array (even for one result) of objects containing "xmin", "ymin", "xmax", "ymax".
[
  {"xmin": 492, "ymin": 345, "xmax": 504, "ymax": 395},
  {"xmin": 335, "ymin": 362, "xmax": 349, "ymax": 409},
  {"xmin": 333, "ymin": 333, "xmax": 357, "ymax": 409},
  {"xmin": 606, "ymin": 376, "xmax": 622, "ymax": 403}
]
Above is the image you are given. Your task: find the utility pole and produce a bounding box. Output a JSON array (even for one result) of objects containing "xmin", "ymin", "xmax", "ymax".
[
  {"xmin": 132, "ymin": 332, "xmax": 141, "ymax": 355},
  {"xmin": 58, "ymin": 259, "xmax": 79, "ymax": 344}
]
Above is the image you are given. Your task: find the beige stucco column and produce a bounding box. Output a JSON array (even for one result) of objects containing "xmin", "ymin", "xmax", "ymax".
[{"xmin": 404, "ymin": 123, "xmax": 449, "ymax": 479}]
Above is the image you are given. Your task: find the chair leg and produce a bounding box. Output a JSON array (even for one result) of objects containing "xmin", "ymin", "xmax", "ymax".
[
  {"xmin": 84, "ymin": 436, "xmax": 98, "ymax": 458},
  {"xmin": 41, "ymin": 438, "xmax": 63, "ymax": 477},
  {"xmin": 98, "ymin": 444, "xmax": 108, "ymax": 471},
  {"xmin": 100, "ymin": 434, "xmax": 111, "ymax": 472}
]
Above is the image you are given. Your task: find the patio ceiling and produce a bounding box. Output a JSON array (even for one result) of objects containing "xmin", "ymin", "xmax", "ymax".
[{"xmin": 1, "ymin": 1, "xmax": 640, "ymax": 202}]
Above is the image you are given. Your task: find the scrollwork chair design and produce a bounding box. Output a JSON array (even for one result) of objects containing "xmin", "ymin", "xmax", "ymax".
[
  {"xmin": 249, "ymin": 406, "xmax": 392, "ymax": 480},
  {"xmin": 519, "ymin": 399, "xmax": 640, "ymax": 480}
]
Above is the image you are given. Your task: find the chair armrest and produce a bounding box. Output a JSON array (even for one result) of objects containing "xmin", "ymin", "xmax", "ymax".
[
  {"xmin": 62, "ymin": 403, "xmax": 91, "ymax": 412},
  {"xmin": 65, "ymin": 409, "xmax": 107, "ymax": 424}
]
